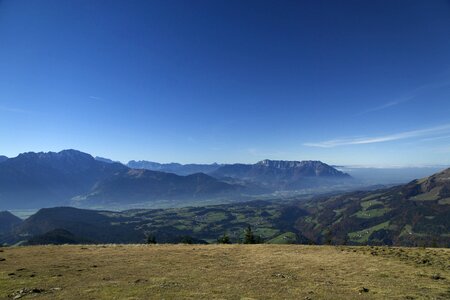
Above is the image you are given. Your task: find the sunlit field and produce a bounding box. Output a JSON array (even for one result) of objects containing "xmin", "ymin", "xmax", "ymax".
[{"xmin": 1, "ymin": 245, "xmax": 449, "ymax": 299}]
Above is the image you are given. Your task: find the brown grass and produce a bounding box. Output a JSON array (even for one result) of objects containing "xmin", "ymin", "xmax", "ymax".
[{"xmin": 0, "ymin": 245, "xmax": 449, "ymax": 299}]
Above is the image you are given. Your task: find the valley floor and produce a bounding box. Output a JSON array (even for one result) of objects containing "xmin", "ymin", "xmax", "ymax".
[{"xmin": 0, "ymin": 245, "xmax": 449, "ymax": 299}]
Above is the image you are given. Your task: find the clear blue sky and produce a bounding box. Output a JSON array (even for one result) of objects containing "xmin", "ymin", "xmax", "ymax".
[{"xmin": 1, "ymin": 0, "xmax": 450, "ymax": 166}]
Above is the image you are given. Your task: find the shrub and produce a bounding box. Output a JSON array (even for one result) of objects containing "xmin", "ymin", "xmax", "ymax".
[
  {"xmin": 146, "ymin": 235, "xmax": 157, "ymax": 244},
  {"xmin": 217, "ymin": 233, "xmax": 231, "ymax": 244}
]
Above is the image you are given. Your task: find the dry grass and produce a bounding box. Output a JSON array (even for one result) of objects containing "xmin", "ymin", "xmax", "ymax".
[{"xmin": 0, "ymin": 245, "xmax": 449, "ymax": 299}]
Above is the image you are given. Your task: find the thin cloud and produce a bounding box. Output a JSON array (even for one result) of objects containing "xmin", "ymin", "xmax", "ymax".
[
  {"xmin": 0, "ymin": 106, "xmax": 33, "ymax": 114},
  {"xmin": 359, "ymin": 81, "xmax": 450, "ymax": 115},
  {"xmin": 89, "ymin": 96, "xmax": 103, "ymax": 100},
  {"xmin": 420, "ymin": 135, "xmax": 450, "ymax": 142},
  {"xmin": 359, "ymin": 95, "xmax": 416, "ymax": 114},
  {"xmin": 304, "ymin": 124, "xmax": 450, "ymax": 148}
]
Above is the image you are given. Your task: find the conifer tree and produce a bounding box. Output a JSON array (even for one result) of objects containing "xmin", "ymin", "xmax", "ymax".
[
  {"xmin": 146, "ymin": 235, "xmax": 157, "ymax": 244},
  {"xmin": 244, "ymin": 225, "xmax": 256, "ymax": 244}
]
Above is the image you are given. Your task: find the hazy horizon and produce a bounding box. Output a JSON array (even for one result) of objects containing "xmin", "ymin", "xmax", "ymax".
[{"xmin": 2, "ymin": 148, "xmax": 450, "ymax": 169}]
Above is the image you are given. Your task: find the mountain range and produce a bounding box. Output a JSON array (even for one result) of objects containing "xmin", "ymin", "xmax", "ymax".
[
  {"xmin": 0, "ymin": 150, "xmax": 240, "ymax": 209},
  {"xmin": 0, "ymin": 150, "xmax": 127, "ymax": 209},
  {"xmin": 1, "ymin": 167, "xmax": 448, "ymax": 247},
  {"xmin": 211, "ymin": 159, "xmax": 351, "ymax": 189},
  {"xmin": 72, "ymin": 169, "xmax": 240, "ymax": 207},
  {"xmin": 126, "ymin": 160, "xmax": 222, "ymax": 176},
  {"xmin": 0, "ymin": 150, "xmax": 349, "ymax": 209},
  {"xmin": 125, "ymin": 159, "xmax": 351, "ymax": 190}
]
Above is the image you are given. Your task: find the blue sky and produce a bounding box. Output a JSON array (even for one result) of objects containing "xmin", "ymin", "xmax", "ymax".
[{"xmin": 1, "ymin": 0, "xmax": 450, "ymax": 166}]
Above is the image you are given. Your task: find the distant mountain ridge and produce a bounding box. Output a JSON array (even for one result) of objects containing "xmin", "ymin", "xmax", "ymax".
[
  {"xmin": 95, "ymin": 156, "xmax": 121, "ymax": 164},
  {"xmin": 0, "ymin": 150, "xmax": 354, "ymax": 210},
  {"xmin": 126, "ymin": 159, "xmax": 350, "ymax": 181},
  {"xmin": 211, "ymin": 159, "xmax": 351, "ymax": 190},
  {"xmin": 0, "ymin": 150, "xmax": 240, "ymax": 209},
  {"xmin": 108, "ymin": 158, "xmax": 353, "ymax": 192},
  {"xmin": 0, "ymin": 155, "xmax": 8, "ymax": 163},
  {"xmin": 127, "ymin": 160, "xmax": 222, "ymax": 175},
  {"xmin": 0, "ymin": 150, "xmax": 127, "ymax": 209},
  {"xmin": 73, "ymin": 169, "xmax": 240, "ymax": 206}
]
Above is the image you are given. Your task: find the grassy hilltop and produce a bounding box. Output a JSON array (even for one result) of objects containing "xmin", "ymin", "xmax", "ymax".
[{"xmin": 0, "ymin": 245, "xmax": 449, "ymax": 299}]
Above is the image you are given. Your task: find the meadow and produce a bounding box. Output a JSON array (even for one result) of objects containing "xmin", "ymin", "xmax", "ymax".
[{"xmin": 1, "ymin": 245, "xmax": 449, "ymax": 299}]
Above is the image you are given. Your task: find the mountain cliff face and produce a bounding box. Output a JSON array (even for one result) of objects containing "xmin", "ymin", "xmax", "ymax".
[
  {"xmin": 257, "ymin": 160, "xmax": 346, "ymax": 176},
  {"xmin": 0, "ymin": 156, "xmax": 8, "ymax": 163},
  {"xmin": 127, "ymin": 160, "xmax": 221, "ymax": 176},
  {"xmin": 211, "ymin": 159, "xmax": 351, "ymax": 190}
]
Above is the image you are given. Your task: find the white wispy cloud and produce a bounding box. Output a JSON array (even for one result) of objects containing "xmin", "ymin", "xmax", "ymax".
[
  {"xmin": 359, "ymin": 81, "xmax": 450, "ymax": 115},
  {"xmin": 420, "ymin": 135, "xmax": 450, "ymax": 142},
  {"xmin": 89, "ymin": 96, "xmax": 103, "ymax": 100},
  {"xmin": 359, "ymin": 95, "xmax": 416, "ymax": 114},
  {"xmin": 0, "ymin": 106, "xmax": 33, "ymax": 114},
  {"xmin": 304, "ymin": 124, "xmax": 450, "ymax": 148}
]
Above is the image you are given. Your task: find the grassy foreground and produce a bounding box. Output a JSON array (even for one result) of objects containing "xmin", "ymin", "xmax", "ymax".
[{"xmin": 0, "ymin": 245, "xmax": 449, "ymax": 299}]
